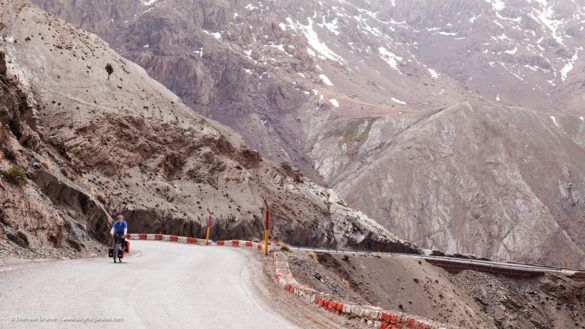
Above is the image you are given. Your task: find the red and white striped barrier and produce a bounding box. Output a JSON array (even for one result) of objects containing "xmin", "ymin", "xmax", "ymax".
[
  {"xmin": 273, "ymin": 252, "xmax": 457, "ymax": 329},
  {"xmin": 126, "ymin": 233, "xmax": 266, "ymax": 251}
]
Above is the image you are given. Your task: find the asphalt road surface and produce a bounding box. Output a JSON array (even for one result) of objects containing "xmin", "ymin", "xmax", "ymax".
[{"xmin": 0, "ymin": 241, "xmax": 299, "ymax": 329}]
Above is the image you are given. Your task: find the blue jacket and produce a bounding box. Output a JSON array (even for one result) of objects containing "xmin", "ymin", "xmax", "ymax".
[{"xmin": 112, "ymin": 221, "xmax": 128, "ymax": 234}]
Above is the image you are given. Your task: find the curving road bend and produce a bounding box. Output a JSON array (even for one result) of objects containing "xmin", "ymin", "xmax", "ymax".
[{"xmin": 0, "ymin": 241, "xmax": 299, "ymax": 329}]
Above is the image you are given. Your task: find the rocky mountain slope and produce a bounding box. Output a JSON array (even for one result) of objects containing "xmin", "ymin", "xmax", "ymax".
[
  {"xmin": 32, "ymin": 0, "xmax": 585, "ymax": 153},
  {"xmin": 1, "ymin": 50, "xmax": 109, "ymax": 259},
  {"xmin": 0, "ymin": 0, "xmax": 419, "ymax": 258},
  {"xmin": 30, "ymin": 0, "xmax": 585, "ymax": 267},
  {"xmin": 313, "ymin": 102, "xmax": 585, "ymax": 267},
  {"xmin": 285, "ymin": 251, "xmax": 585, "ymax": 328}
]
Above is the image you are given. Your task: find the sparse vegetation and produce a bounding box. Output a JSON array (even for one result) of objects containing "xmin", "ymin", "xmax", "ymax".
[
  {"xmin": 340, "ymin": 117, "xmax": 378, "ymax": 156},
  {"xmin": 96, "ymin": 192, "xmax": 107, "ymax": 205},
  {"xmin": 0, "ymin": 166, "xmax": 28, "ymax": 186},
  {"xmin": 278, "ymin": 242, "xmax": 292, "ymax": 253},
  {"xmin": 105, "ymin": 63, "xmax": 113, "ymax": 80},
  {"xmin": 17, "ymin": 231, "xmax": 29, "ymax": 247},
  {"xmin": 341, "ymin": 278, "xmax": 350, "ymax": 288}
]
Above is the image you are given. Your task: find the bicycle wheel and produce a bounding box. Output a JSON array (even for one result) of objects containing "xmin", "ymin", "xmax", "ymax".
[{"xmin": 113, "ymin": 243, "xmax": 119, "ymax": 263}]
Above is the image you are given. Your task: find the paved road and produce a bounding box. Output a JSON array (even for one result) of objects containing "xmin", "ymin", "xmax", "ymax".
[
  {"xmin": 0, "ymin": 241, "xmax": 298, "ymax": 329},
  {"xmin": 290, "ymin": 246, "xmax": 583, "ymax": 275}
]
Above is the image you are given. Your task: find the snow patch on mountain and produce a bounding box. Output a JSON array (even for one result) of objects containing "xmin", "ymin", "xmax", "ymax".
[
  {"xmin": 203, "ymin": 30, "xmax": 221, "ymax": 40},
  {"xmin": 319, "ymin": 74, "xmax": 334, "ymax": 86},
  {"xmin": 286, "ymin": 17, "xmax": 346, "ymax": 64},
  {"xmin": 560, "ymin": 49, "xmax": 580, "ymax": 81},
  {"xmin": 268, "ymin": 44, "xmax": 287, "ymax": 53},
  {"xmin": 378, "ymin": 47, "xmax": 402, "ymax": 73},
  {"xmin": 550, "ymin": 115, "xmax": 559, "ymax": 127},
  {"xmin": 469, "ymin": 13, "xmax": 482, "ymax": 23},
  {"xmin": 486, "ymin": 0, "xmax": 506, "ymax": 11},
  {"xmin": 505, "ymin": 46, "xmax": 518, "ymax": 55},
  {"xmin": 435, "ymin": 31, "xmax": 458, "ymax": 36},
  {"xmin": 427, "ymin": 68, "xmax": 439, "ymax": 79},
  {"xmin": 391, "ymin": 97, "xmax": 407, "ymax": 105},
  {"xmin": 319, "ymin": 17, "xmax": 340, "ymax": 36},
  {"xmin": 529, "ymin": 5, "xmax": 564, "ymax": 45},
  {"xmin": 245, "ymin": 3, "xmax": 258, "ymax": 11},
  {"xmin": 354, "ymin": 14, "xmax": 383, "ymax": 37}
]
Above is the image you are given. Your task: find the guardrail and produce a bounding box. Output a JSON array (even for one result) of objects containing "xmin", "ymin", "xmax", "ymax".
[
  {"xmin": 274, "ymin": 252, "xmax": 456, "ymax": 329},
  {"xmin": 126, "ymin": 233, "xmax": 267, "ymax": 252},
  {"xmin": 125, "ymin": 234, "xmax": 582, "ymax": 277},
  {"xmin": 288, "ymin": 246, "xmax": 583, "ymax": 278}
]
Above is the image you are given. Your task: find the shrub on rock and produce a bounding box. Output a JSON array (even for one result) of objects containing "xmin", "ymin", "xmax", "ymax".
[{"xmin": 0, "ymin": 166, "xmax": 28, "ymax": 186}]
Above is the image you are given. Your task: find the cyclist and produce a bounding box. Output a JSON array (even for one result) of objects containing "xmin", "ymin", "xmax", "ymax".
[{"xmin": 110, "ymin": 214, "xmax": 128, "ymax": 249}]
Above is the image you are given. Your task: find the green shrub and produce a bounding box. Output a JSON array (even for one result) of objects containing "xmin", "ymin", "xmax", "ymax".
[
  {"xmin": 279, "ymin": 243, "xmax": 291, "ymax": 253},
  {"xmin": 17, "ymin": 231, "xmax": 29, "ymax": 247},
  {"xmin": 1, "ymin": 166, "xmax": 28, "ymax": 186},
  {"xmin": 105, "ymin": 63, "xmax": 113, "ymax": 80}
]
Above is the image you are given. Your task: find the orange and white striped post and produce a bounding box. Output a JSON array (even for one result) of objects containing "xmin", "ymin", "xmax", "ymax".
[
  {"xmin": 205, "ymin": 215, "xmax": 211, "ymax": 246},
  {"xmin": 264, "ymin": 207, "xmax": 270, "ymax": 256}
]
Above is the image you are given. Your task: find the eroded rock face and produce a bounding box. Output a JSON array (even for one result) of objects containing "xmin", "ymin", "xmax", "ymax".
[
  {"xmin": 310, "ymin": 102, "xmax": 585, "ymax": 267},
  {"xmin": 0, "ymin": 1, "xmax": 416, "ymax": 257},
  {"xmin": 0, "ymin": 51, "xmax": 109, "ymax": 258}
]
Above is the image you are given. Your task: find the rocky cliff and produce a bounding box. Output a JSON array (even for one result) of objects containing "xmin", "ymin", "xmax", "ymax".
[
  {"xmin": 0, "ymin": 0, "xmax": 418, "ymax": 258},
  {"xmin": 0, "ymin": 50, "xmax": 110, "ymax": 259},
  {"xmin": 310, "ymin": 102, "xmax": 585, "ymax": 267}
]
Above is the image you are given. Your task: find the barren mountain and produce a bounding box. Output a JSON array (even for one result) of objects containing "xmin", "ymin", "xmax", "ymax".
[
  {"xmin": 313, "ymin": 102, "xmax": 585, "ymax": 267},
  {"xmin": 30, "ymin": 0, "xmax": 585, "ymax": 267},
  {"xmin": 0, "ymin": 0, "xmax": 419, "ymax": 259},
  {"xmin": 285, "ymin": 251, "xmax": 585, "ymax": 329}
]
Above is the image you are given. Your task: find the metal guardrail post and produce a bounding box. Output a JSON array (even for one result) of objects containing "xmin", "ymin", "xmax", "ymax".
[
  {"xmin": 205, "ymin": 215, "xmax": 211, "ymax": 246},
  {"xmin": 264, "ymin": 207, "xmax": 270, "ymax": 256}
]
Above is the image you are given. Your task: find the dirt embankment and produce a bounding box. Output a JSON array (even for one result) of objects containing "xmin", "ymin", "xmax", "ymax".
[{"xmin": 285, "ymin": 251, "xmax": 585, "ymax": 329}]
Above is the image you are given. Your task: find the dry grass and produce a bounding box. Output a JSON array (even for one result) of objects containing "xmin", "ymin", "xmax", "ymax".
[
  {"xmin": 96, "ymin": 192, "xmax": 107, "ymax": 205},
  {"xmin": 277, "ymin": 241, "xmax": 292, "ymax": 253},
  {"xmin": 1, "ymin": 166, "xmax": 27, "ymax": 186}
]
